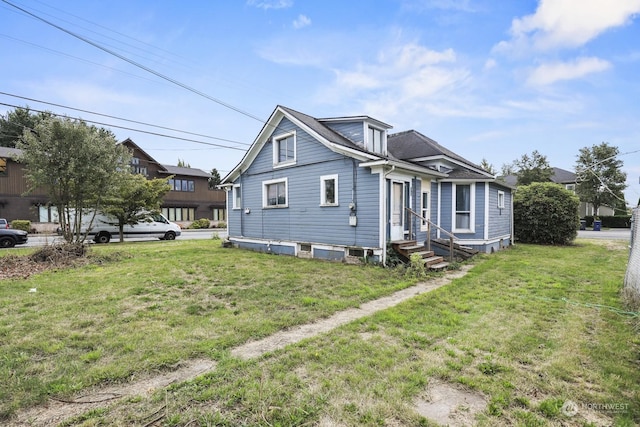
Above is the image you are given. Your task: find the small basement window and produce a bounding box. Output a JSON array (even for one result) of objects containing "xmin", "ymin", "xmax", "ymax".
[
  {"xmin": 348, "ymin": 248, "xmax": 365, "ymax": 258},
  {"xmin": 300, "ymin": 243, "xmax": 312, "ymax": 252}
]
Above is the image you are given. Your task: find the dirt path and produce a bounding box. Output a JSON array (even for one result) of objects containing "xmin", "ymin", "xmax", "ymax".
[{"xmin": 10, "ymin": 265, "xmax": 472, "ymax": 426}]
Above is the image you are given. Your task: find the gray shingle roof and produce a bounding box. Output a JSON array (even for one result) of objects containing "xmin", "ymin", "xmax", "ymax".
[
  {"xmin": 279, "ymin": 106, "xmax": 362, "ymax": 151},
  {"xmin": 551, "ymin": 167, "xmax": 576, "ymax": 184},
  {"xmin": 387, "ymin": 130, "xmax": 485, "ymax": 172},
  {"xmin": 161, "ymin": 165, "xmax": 211, "ymax": 178}
]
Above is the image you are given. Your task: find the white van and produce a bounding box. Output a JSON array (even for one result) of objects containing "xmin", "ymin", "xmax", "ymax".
[{"xmin": 83, "ymin": 212, "xmax": 181, "ymax": 243}]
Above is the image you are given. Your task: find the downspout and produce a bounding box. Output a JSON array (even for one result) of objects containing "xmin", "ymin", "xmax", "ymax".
[
  {"xmin": 510, "ymin": 188, "xmax": 515, "ymax": 246},
  {"xmin": 239, "ymin": 172, "xmax": 244, "ymax": 237},
  {"xmin": 352, "ymin": 159, "xmax": 358, "ymax": 246}
]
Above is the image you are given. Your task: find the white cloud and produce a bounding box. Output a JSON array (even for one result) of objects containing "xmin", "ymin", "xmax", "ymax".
[
  {"xmin": 526, "ymin": 57, "xmax": 611, "ymax": 86},
  {"xmin": 293, "ymin": 14, "xmax": 311, "ymax": 29},
  {"xmin": 484, "ymin": 58, "xmax": 497, "ymax": 70},
  {"xmin": 246, "ymin": 0, "xmax": 293, "ymax": 10},
  {"xmin": 499, "ymin": 0, "xmax": 640, "ymax": 52},
  {"xmin": 316, "ymin": 42, "xmax": 480, "ymax": 123}
]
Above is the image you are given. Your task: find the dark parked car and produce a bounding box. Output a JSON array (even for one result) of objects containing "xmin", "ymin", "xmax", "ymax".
[{"xmin": 0, "ymin": 228, "xmax": 28, "ymax": 248}]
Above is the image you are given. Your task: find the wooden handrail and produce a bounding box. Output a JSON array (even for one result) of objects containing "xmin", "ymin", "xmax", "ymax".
[{"xmin": 405, "ymin": 207, "xmax": 456, "ymax": 262}]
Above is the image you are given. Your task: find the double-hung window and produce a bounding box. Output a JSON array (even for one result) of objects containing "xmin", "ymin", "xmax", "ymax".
[
  {"xmin": 420, "ymin": 186, "xmax": 430, "ymax": 231},
  {"xmin": 320, "ymin": 174, "xmax": 338, "ymax": 206},
  {"xmin": 273, "ymin": 132, "xmax": 296, "ymax": 167},
  {"xmin": 233, "ymin": 184, "xmax": 242, "ymax": 209},
  {"xmin": 453, "ymin": 183, "xmax": 474, "ymax": 232},
  {"xmin": 263, "ymin": 178, "xmax": 288, "ymax": 208},
  {"xmin": 367, "ymin": 126, "xmax": 384, "ymax": 154},
  {"xmin": 497, "ymin": 190, "xmax": 505, "ymax": 209}
]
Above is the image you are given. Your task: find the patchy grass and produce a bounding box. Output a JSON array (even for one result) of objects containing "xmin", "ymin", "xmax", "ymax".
[
  {"xmin": 2, "ymin": 240, "xmax": 639, "ymax": 426},
  {"xmin": 0, "ymin": 239, "xmax": 413, "ymax": 420}
]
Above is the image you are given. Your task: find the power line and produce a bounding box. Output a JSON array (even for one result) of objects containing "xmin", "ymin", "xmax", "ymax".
[
  {"xmin": 0, "ymin": 92, "xmax": 251, "ymax": 146},
  {"xmin": 2, "ymin": 0, "xmax": 266, "ymax": 125},
  {"xmin": 0, "ymin": 101, "xmax": 247, "ymax": 151},
  {"xmin": 29, "ymin": 0, "xmax": 191, "ymax": 65}
]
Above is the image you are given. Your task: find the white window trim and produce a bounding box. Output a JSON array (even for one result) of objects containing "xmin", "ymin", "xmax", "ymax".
[
  {"xmin": 420, "ymin": 188, "xmax": 430, "ymax": 232},
  {"xmin": 497, "ymin": 190, "xmax": 505, "ymax": 209},
  {"xmin": 320, "ymin": 174, "xmax": 339, "ymax": 206},
  {"xmin": 232, "ymin": 184, "xmax": 242, "ymax": 209},
  {"xmin": 365, "ymin": 125, "xmax": 386, "ymax": 155},
  {"xmin": 262, "ymin": 177, "xmax": 289, "ymax": 208},
  {"xmin": 272, "ymin": 131, "xmax": 296, "ymax": 168},
  {"xmin": 452, "ymin": 182, "xmax": 475, "ymax": 233}
]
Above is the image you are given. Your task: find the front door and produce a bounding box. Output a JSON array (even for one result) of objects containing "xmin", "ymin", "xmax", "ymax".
[{"xmin": 391, "ymin": 181, "xmax": 405, "ymax": 241}]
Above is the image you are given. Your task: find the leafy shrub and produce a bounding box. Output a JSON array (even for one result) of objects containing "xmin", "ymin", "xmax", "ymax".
[
  {"xmin": 514, "ymin": 183, "xmax": 579, "ymax": 245},
  {"xmin": 215, "ymin": 221, "xmax": 227, "ymax": 229},
  {"xmin": 11, "ymin": 220, "xmax": 31, "ymax": 232},
  {"xmin": 189, "ymin": 218, "xmax": 210, "ymax": 229}
]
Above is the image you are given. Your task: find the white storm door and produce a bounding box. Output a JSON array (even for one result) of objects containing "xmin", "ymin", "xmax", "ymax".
[{"xmin": 391, "ymin": 181, "xmax": 405, "ymax": 241}]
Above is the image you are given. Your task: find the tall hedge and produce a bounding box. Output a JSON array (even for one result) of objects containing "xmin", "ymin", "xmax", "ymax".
[{"xmin": 514, "ymin": 182, "xmax": 580, "ymax": 245}]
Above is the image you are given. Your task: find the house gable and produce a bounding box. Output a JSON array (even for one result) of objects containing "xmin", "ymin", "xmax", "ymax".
[{"xmin": 222, "ymin": 106, "xmax": 384, "ymax": 186}]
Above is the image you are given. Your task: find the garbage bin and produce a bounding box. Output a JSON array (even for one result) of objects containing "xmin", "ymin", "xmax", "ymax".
[
  {"xmin": 593, "ymin": 220, "xmax": 601, "ymax": 231},
  {"xmin": 579, "ymin": 219, "xmax": 586, "ymax": 230}
]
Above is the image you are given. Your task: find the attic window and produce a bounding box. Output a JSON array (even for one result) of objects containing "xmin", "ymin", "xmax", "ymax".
[
  {"xmin": 367, "ymin": 126, "xmax": 384, "ymax": 155},
  {"xmin": 273, "ymin": 131, "xmax": 296, "ymax": 167}
]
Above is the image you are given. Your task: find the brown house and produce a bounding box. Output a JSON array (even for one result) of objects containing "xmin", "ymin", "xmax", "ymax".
[
  {"xmin": 122, "ymin": 139, "xmax": 226, "ymax": 225},
  {"xmin": 0, "ymin": 140, "xmax": 226, "ymax": 229}
]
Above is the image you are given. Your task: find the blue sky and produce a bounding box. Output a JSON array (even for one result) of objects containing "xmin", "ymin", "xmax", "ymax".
[{"xmin": 1, "ymin": 0, "xmax": 639, "ymax": 205}]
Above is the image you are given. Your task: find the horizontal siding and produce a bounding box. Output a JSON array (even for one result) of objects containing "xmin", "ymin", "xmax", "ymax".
[
  {"xmin": 324, "ymin": 122, "xmax": 364, "ymax": 147},
  {"xmin": 229, "ymin": 117, "xmax": 381, "ymax": 248},
  {"xmin": 488, "ymin": 183, "xmax": 512, "ymax": 238},
  {"xmin": 472, "ymin": 183, "xmax": 485, "ymax": 240},
  {"xmin": 439, "ymin": 182, "xmax": 453, "ymax": 232}
]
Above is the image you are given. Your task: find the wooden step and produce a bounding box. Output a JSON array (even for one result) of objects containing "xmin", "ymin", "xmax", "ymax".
[
  {"xmin": 398, "ymin": 244, "xmax": 424, "ymax": 252},
  {"xmin": 428, "ymin": 261, "xmax": 450, "ymax": 271},
  {"xmin": 422, "ymin": 255, "xmax": 445, "ymax": 267}
]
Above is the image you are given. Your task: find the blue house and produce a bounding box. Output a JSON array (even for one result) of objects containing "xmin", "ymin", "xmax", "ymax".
[{"xmin": 221, "ymin": 106, "xmax": 513, "ymax": 265}]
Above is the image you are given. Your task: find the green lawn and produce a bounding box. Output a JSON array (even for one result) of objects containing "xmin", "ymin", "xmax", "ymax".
[{"xmin": 1, "ymin": 239, "xmax": 638, "ymax": 426}]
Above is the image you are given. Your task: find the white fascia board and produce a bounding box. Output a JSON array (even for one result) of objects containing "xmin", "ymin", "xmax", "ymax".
[
  {"xmin": 320, "ymin": 115, "xmax": 392, "ymax": 130},
  {"xmin": 327, "ymin": 143, "xmax": 379, "ymax": 161},
  {"xmin": 410, "ymin": 155, "xmax": 494, "ymax": 178},
  {"xmin": 221, "ymin": 108, "xmax": 289, "ymax": 184},
  {"xmin": 360, "ymin": 159, "xmax": 447, "ymax": 178}
]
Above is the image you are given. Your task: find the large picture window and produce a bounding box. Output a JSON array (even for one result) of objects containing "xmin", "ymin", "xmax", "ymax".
[
  {"xmin": 162, "ymin": 207, "xmax": 195, "ymax": 221},
  {"xmin": 453, "ymin": 183, "xmax": 474, "ymax": 232},
  {"xmin": 0, "ymin": 157, "xmax": 7, "ymax": 176},
  {"xmin": 263, "ymin": 178, "xmax": 288, "ymax": 208},
  {"xmin": 320, "ymin": 174, "xmax": 338, "ymax": 206},
  {"xmin": 273, "ymin": 132, "xmax": 296, "ymax": 166}
]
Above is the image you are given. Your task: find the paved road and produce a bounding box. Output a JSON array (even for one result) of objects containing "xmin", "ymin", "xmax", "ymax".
[
  {"xmin": 577, "ymin": 229, "xmax": 631, "ymax": 240},
  {"xmin": 17, "ymin": 228, "xmax": 227, "ymax": 248}
]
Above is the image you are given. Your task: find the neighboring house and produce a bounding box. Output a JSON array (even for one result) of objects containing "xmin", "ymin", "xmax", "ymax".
[
  {"xmin": 503, "ymin": 167, "xmax": 615, "ymax": 217},
  {"xmin": 122, "ymin": 139, "xmax": 226, "ymax": 225},
  {"xmin": 0, "ymin": 146, "xmax": 50, "ymax": 222},
  {"xmin": 220, "ymin": 106, "xmax": 513, "ymax": 265},
  {"xmin": 0, "ymin": 139, "xmax": 226, "ymax": 228}
]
